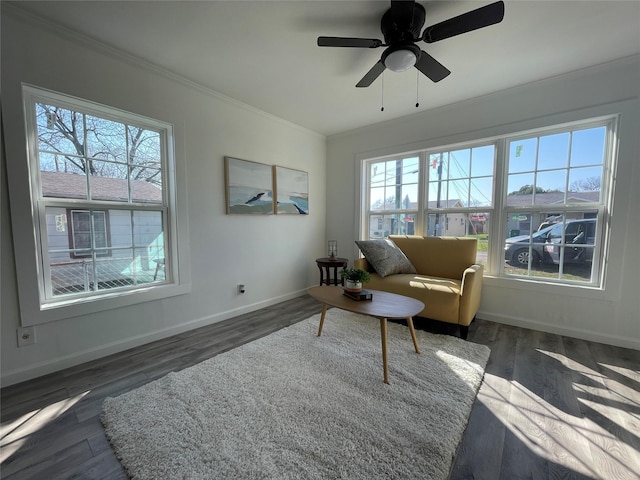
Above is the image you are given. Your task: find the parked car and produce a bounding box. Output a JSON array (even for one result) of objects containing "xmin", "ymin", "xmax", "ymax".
[
  {"xmin": 544, "ymin": 218, "xmax": 596, "ymax": 265},
  {"xmin": 505, "ymin": 219, "xmax": 596, "ymax": 267}
]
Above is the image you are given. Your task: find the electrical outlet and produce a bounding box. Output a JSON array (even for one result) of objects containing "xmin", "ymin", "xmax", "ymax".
[
  {"xmin": 238, "ymin": 284, "xmax": 246, "ymax": 294},
  {"xmin": 17, "ymin": 327, "xmax": 36, "ymax": 347}
]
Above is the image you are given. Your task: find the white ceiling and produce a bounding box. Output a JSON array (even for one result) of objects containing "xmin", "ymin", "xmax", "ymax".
[{"xmin": 9, "ymin": 0, "xmax": 640, "ymax": 136}]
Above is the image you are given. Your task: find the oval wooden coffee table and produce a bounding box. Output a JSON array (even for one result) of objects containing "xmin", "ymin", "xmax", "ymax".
[{"xmin": 307, "ymin": 286, "xmax": 425, "ymax": 384}]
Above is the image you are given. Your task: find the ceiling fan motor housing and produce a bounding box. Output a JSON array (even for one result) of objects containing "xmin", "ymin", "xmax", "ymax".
[{"xmin": 381, "ymin": 3, "xmax": 426, "ymax": 44}]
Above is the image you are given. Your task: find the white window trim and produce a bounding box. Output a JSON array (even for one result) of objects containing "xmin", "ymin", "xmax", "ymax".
[
  {"xmin": 358, "ymin": 115, "xmax": 619, "ymax": 291},
  {"xmin": 13, "ymin": 84, "xmax": 189, "ymax": 326}
]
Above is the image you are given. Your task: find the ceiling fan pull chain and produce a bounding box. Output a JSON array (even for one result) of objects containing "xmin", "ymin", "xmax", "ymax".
[
  {"xmin": 381, "ymin": 72, "xmax": 385, "ymax": 112},
  {"xmin": 416, "ymin": 71, "xmax": 420, "ymax": 108}
]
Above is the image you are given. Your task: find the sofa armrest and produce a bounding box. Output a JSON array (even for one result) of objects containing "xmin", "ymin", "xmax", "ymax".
[
  {"xmin": 354, "ymin": 257, "xmax": 373, "ymax": 272},
  {"xmin": 459, "ymin": 264, "xmax": 484, "ymax": 326}
]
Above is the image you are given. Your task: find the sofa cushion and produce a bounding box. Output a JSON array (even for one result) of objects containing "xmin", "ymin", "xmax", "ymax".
[
  {"xmin": 355, "ymin": 239, "xmax": 417, "ymax": 278},
  {"xmin": 365, "ymin": 273, "xmax": 462, "ymax": 323},
  {"xmin": 389, "ymin": 235, "xmax": 477, "ymax": 279}
]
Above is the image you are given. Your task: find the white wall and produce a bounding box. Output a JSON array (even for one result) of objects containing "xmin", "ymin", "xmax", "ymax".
[
  {"xmin": 1, "ymin": 10, "xmax": 326, "ymax": 385},
  {"xmin": 327, "ymin": 56, "xmax": 640, "ymax": 350}
]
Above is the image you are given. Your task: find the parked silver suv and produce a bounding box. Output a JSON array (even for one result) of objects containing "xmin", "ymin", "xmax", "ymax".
[{"xmin": 505, "ymin": 219, "xmax": 596, "ymax": 267}]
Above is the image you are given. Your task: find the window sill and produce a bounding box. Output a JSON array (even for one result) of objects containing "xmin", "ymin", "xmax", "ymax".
[
  {"xmin": 21, "ymin": 282, "xmax": 191, "ymax": 326},
  {"xmin": 482, "ymin": 274, "xmax": 614, "ymax": 301}
]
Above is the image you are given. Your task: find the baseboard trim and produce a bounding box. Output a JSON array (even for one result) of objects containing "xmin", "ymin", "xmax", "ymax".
[
  {"xmin": 1, "ymin": 289, "xmax": 309, "ymax": 387},
  {"xmin": 478, "ymin": 309, "xmax": 640, "ymax": 351}
]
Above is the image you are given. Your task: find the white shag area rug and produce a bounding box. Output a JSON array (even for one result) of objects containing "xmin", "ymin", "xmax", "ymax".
[{"xmin": 101, "ymin": 309, "xmax": 490, "ymax": 480}]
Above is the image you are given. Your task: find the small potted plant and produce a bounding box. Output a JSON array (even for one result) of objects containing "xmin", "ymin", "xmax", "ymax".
[{"xmin": 340, "ymin": 267, "xmax": 371, "ymax": 293}]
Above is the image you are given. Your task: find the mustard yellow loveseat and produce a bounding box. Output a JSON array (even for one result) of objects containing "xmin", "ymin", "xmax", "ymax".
[{"xmin": 354, "ymin": 235, "xmax": 483, "ymax": 339}]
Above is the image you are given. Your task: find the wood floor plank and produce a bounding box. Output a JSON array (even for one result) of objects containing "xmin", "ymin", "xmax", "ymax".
[
  {"xmin": 448, "ymin": 322, "xmax": 513, "ymax": 480},
  {"xmin": 1, "ymin": 294, "xmax": 638, "ymax": 480}
]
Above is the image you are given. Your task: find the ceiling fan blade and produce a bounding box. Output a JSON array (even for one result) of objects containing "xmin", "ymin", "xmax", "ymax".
[
  {"xmin": 422, "ymin": 1, "xmax": 505, "ymax": 43},
  {"xmin": 356, "ymin": 60, "xmax": 386, "ymax": 88},
  {"xmin": 415, "ymin": 51, "xmax": 451, "ymax": 83},
  {"xmin": 317, "ymin": 36, "xmax": 383, "ymax": 48}
]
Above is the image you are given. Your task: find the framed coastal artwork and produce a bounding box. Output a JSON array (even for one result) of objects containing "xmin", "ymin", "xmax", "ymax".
[
  {"xmin": 274, "ymin": 166, "xmax": 309, "ymax": 215},
  {"xmin": 224, "ymin": 157, "xmax": 275, "ymax": 214}
]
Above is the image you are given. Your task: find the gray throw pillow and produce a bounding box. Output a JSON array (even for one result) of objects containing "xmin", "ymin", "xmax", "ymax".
[{"xmin": 355, "ymin": 239, "xmax": 416, "ymax": 278}]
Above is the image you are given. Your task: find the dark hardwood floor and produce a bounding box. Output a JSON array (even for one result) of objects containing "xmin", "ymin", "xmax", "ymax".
[{"xmin": 1, "ymin": 295, "xmax": 639, "ymax": 479}]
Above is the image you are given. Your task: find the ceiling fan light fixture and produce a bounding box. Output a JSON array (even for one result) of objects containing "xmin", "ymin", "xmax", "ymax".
[{"xmin": 384, "ymin": 48, "xmax": 417, "ymax": 72}]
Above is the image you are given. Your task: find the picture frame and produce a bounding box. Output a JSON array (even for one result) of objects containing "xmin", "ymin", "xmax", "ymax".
[
  {"xmin": 224, "ymin": 156, "xmax": 275, "ymax": 215},
  {"xmin": 274, "ymin": 166, "xmax": 309, "ymax": 215}
]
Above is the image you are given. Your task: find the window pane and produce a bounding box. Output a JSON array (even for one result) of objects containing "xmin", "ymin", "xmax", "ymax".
[
  {"xmin": 128, "ymin": 127, "xmax": 162, "ymax": 170},
  {"xmin": 470, "ymin": 212, "xmax": 490, "ymax": 267},
  {"xmin": 370, "ymin": 186, "xmax": 386, "ymax": 211},
  {"xmin": 508, "ymin": 138, "xmax": 537, "ymax": 173},
  {"xmin": 400, "ymin": 184, "xmax": 417, "ymax": 209},
  {"xmin": 50, "ymin": 259, "xmax": 92, "ymax": 297},
  {"xmin": 109, "ymin": 210, "xmax": 133, "ymax": 249},
  {"xmin": 448, "ymin": 179, "xmax": 468, "ymax": 206},
  {"xmin": 131, "ymin": 167, "xmax": 163, "ymax": 198},
  {"xmin": 470, "ymin": 177, "xmax": 493, "ymax": 207},
  {"xmin": 428, "ymin": 154, "xmax": 448, "ymax": 181},
  {"xmin": 133, "ymin": 211, "xmax": 164, "ymax": 252},
  {"xmin": 535, "ymin": 170, "xmax": 566, "ymax": 204},
  {"xmin": 568, "ymin": 166, "xmax": 602, "ymax": 196},
  {"xmin": 538, "ymin": 132, "xmax": 569, "ymax": 170},
  {"xmin": 506, "ymin": 173, "xmax": 535, "ymax": 206},
  {"xmin": 94, "ymin": 250, "xmax": 136, "ymax": 290},
  {"xmin": 471, "ymin": 145, "xmax": 495, "ymax": 177},
  {"xmin": 36, "ymin": 103, "xmax": 85, "ymax": 156},
  {"xmin": 86, "ymin": 115, "xmax": 127, "ymax": 162},
  {"xmin": 571, "ymin": 127, "xmax": 606, "ymax": 167},
  {"xmin": 385, "ymin": 160, "xmax": 400, "ymax": 186},
  {"xmin": 402, "ymin": 157, "xmax": 419, "ymax": 184},
  {"xmin": 449, "ymin": 149, "xmax": 470, "ymax": 179},
  {"xmin": 428, "ymin": 180, "xmax": 448, "ymax": 207},
  {"xmin": 426, "ymin": 213, "xmax": 467, "ymax": 237},
  {"xmin": 88, "ymin": 160, "xmax": 131, "ymax": 202},
  {"xmin": 371, "ymin": 163, "xmax": 385, "ymax": 187}
]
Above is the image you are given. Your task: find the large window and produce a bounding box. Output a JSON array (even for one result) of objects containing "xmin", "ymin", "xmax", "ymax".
[
  {"xmin": 24, "ymin": 86, "xmax": 174, "ymax": 307},
  {"xmin": 361, "ymin": 117, "xmax": 616, "ymax": 287},
  {"xmin": 503, "ymin": 124, "xmax": 607, "ymax": 283}
]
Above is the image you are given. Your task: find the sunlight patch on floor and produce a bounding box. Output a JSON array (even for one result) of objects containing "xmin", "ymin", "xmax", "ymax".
[
  {"xmin": 0, "ymin": 390, "xmax": 90, "ymax": 463},
  {"xmin": 479, "ymin": 372, "xmax": 640, "ymax": 479}
]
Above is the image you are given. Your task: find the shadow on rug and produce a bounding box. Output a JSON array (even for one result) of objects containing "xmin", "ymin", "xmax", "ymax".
[{"xmin": 101, "ymin": 309, "xmax": 490, "ymax": 479}]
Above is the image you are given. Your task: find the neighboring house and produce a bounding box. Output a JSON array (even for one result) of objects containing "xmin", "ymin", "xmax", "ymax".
[
  {"xmin": 369, "ymin": 199, "xmax": 468, "ymax": 238},
  {"xmin": 41, "ymin": 171, "xmax": 164, "ymax": 294},
  {"xmin": 505, "ymin": 191, "xmax": 600, "ymax": 236}
]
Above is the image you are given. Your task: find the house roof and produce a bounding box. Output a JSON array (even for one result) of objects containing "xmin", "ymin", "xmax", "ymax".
[
  {"xmin": 376, "ymin": 192, "xmax": 599, "ymax": 212},
  {"xmin": 506, "ymin": 191, "xmax": 600, "ymax": 207},
  {"xmin": 41, "ymin": 171, "xmax": 162, "ymax": 203}
]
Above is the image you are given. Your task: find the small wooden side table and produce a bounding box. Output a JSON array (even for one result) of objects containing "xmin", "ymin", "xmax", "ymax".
[{"xmin": 315, "ymin": 257, "xmax": 348, "ymax": 286}]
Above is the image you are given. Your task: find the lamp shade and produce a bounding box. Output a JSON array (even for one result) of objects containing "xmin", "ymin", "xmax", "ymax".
[{"xmin": 384, "ymin": 49, "xmax": 417, "ymax": 72}]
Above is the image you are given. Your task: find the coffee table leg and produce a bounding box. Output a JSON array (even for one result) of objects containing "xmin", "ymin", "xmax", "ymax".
[
  {"xmin": 317, "ymin": 304, "xmax": 328, "ymax": 336},
  {"xmin": 380, "ymin": 317, "xmax": 389, "ymax": 384},
  {"xmin": 407, "ymin": 317, "xmax": 420, "ymax": 354}
]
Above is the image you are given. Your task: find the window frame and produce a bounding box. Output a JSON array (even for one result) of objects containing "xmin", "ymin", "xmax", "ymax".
[
  {"xmin": 363, "ymin": 153, "xmax": 424, "ymax": 239},
  {"xmin": 18, "ymin": 85, "xmax": 186, "ymax": 325},
  {"xmin": 68, "ymin": 209, "xmax": 111, "ymax": 259},
  {"xmin": 360, "ymin": 115, "xmax": 618, "ymax": 289}
]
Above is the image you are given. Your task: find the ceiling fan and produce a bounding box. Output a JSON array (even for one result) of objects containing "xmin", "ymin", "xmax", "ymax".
[{"xmin": 317, "ymin": 0, "xmax": 505, "ymax": 87}]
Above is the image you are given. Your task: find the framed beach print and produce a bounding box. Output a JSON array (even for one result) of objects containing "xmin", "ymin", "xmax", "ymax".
[
  {"xmin": 274, "ymin": 166, "xmax": 309, "ymax": 215},
  {"xmin": 224, "ymin": 157, "xmax": 275, "ymax": 214}
]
